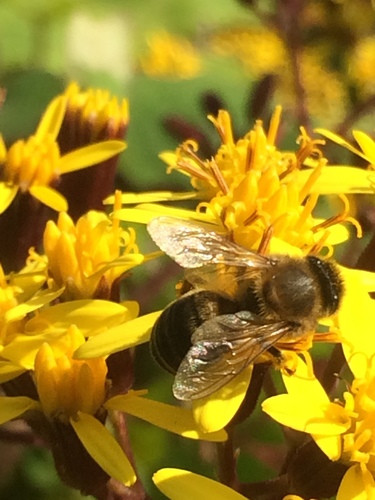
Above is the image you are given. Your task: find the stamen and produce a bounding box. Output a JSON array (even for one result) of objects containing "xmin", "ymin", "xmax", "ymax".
[{"xmin": 267, "ymin": 105, "xmax": 282, "ymax": 146}]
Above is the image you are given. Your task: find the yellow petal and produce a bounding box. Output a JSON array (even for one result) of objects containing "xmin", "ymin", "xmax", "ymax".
[
  {"xmin": 70, "ymin": 412, "xmax": 136, "ymax": 486},
  {"xmin": 114, "ymin": 205, "xmax": 217, "ymax": 226},
  {"xmin": 0, "ymin": 361, "xmax": 26, "ymax": 384},
  {"xmin": 0, "ymin": 396, "xmax": 40, "ymax": 425},
  {"xmin": 104, "ymin": 191, "xmax": 199, "ymax": 205},
  {"xmin": 315, "ymin": 129, "xmax": 367, "ymax": 160},
  {"xmin": 0, "ymin": 183, "xmax": 18, "ymax": 214},
  {"xmin": 35, "ymin": 95, "xmax": 66, "ymax": 139},
  {"xmin": 4, "ymin": 287, "xmax": 64, "ymax": 323},
  {"xmin": 105, "ymin": 393, "xmax": 227, "ymax": 442},
  {"xmin": 338, "ymin": 268, "xmax": 375, "ymax": 378},
  {"xmin": 312, "ymin": 434, "xmax": 341, "ymax": 461},
  {"xmin": 317, "ymin": 222, "xmax": 349, "ymax": 246},
  {"xmin": 1, "ymin": 330, "xmax": 65, "ymax": 369},
  {"xmin": 29, "ymin": 185, "xmax": 68, "ymax": 212},
  {"xmin": 59, "ymin": 141, "xmax": 126, "ymax": 174},
  {"xmin": 26, "ymin": 300, "xmax": 130, "ymax": 336},
  {"xmin": 262, "ymin": 394, "xmax": 350, "ymax": 435},
  {"xmin": 337, "ymin": 464, "xmax": 375, "ymax": 500},
  {"xmin": 74, "ymin": 310, "xmax": 161, "ymax": 359},
  {"xmin": 282, "ymin": 357, "xmax": 329, "ymax": 402},
  {"xmin": 352, "ymin": 131, "xmax": 375, "ymax": 163},
  {"xmin": 297, "ymin": 166, "xmax": 374, "ymax": 194},
  {"xmin": 153, "ymin": 468, "xmax": 248, "ymax": 500},
  {"xmin": 341, "ymin": 267, "xmax": 375, "ymax": 292},
  {"xmin": 192, "ymin": 366, "xmax": 252, "ymax": 433}
]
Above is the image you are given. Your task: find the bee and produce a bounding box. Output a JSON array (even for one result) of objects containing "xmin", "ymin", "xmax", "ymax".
[{"xmin": 148, "ymin": 217, "xmax": 344, "ymax": 401}]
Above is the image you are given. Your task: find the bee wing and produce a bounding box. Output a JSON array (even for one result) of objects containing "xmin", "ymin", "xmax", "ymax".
[
  {"xmin": 173, "ymin": 311, "xmax": 294, "ymax": 400},
  {"xmin": 147, "ymin": 217, "xmax": 271, "ymax": 269}
]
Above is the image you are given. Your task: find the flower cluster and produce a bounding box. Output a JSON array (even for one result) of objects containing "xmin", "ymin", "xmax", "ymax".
[{"xmin": 1, "ymin": 71, "xmax": 375, "ymax": 500}]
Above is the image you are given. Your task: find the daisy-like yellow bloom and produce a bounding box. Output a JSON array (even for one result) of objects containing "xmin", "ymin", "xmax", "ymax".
[
  {"xmin": 153, "ymin": 468, "xmax": 247, "ymax": 500},
  {"xmin": 112, "ymin": 108, "xmax": 373, "ymax": 433},
  {"xmin": 0, "ymin": 92, "xmax": 126, "ymax": 214},
  {"xmin": 262, "ymin": 270, "xmax": 375, "ymax": 500},
  {"xmin": 0, "ymin": 325, "xmax": 227, "ymax": 492},
  {"xmin": 41, "ymin": 191, "xmax": 149, "ymax": 300},
  {"xmin": 140, "ymin": 31, "xmax": 202, "ymax": 80}
]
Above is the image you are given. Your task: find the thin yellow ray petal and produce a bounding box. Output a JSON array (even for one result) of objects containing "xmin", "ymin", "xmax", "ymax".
[
  {"xmin": 26, "ymin": 300, "xmax": 130, "ymax": 336},
  {"xmin": 337, "ymin": 269, "xmax": 375, "ymax": 378},
  {"xmin": 0, "ymin": 361, "xmax": 26, "ymax": 384},
  {"xmin": 0, "ymin": 396, "xmax": 41, "ymax": 425},
  {"xmin": 74, "ymin": 310, "xmax": 161, "ymax": 359},
  {"xmin": 282, "ymin": 357, "xmax": 329, "ymax": 402},
  {"xmin": 1, "ymin": 330, "xmax": 65, "ymax": 369},
  {"xmin": 70, "ymin": 412, "xmax": 136, "ymax": 486},
  {"xmin": 35, "ymin": 96, "xmax": 67, "ymax": 139},
  {"xmin": 59, "ymin": 141, "xmax": 126, "ymax": 174},
  {"xmin": 340, "ymin": 267, "xmax": 375, "ymax": 293},
  {"xmin": 153, "ymin": 468, "xmax": 248, "ymax": 500},
  {"xmin": 104, "ymin": 191, "xmax": 199, "ymax": 205},
  {"xmin": 352, "ymin": 131, "xmax": 375, "ymax": 162},
  {"xmin": 192, "ymin": 366, "xmax": 252, "ymax": 433},
  {"xmin": 262, "ymin": 394, "xmax": 349, "ymax": 435},
  {"xmin": 0, "ymin": 183, "xmax": 18, "ymax": 214},
  {"xmin": 114, "ymin": 206, "xmax": 217, "ymax": 226},
  {"xmin": 5, "ymin": 287, "xmax": 65, "ymax": 323},
  {"xmin": 296, "ymin": 167, "xmax": 374, "ymax": 194},
  {"xmin": 105, "ymin": 393, "xmax": 227, "ymax": 442},
  {"xmin": 312, "ymin": 434, "xmax": 341, "ymax": 461},
  {"xmin": 29, "ymin": 185, "xmax": 68, "ymax": 212},
  {"xmin": 315, "ymin": 129, "xmax": 368, "ymax": 160}
]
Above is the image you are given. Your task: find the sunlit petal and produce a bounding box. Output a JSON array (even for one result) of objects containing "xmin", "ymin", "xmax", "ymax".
[
  {"xmin": 104, "ymin": 191, "xmax": 199, "ymax": 205},
  {"xmin": 59, "ymin": 141, "xmax": 126, "ymax": 174},
  {"xmin": 26, "ymin": 300, "xmax": 131, "ymax": 336},
  {"xmin": 0, "ymin": 183, "xmax": 18, "ymax": 214},
  {"xmin": 337, "ymin": 465, "xmax": 375, "ymax": 500},
  {"xmin": 192, "ymin": 366, "xmax": 252, "ymax": 433},
  {"xmin": 105, "ymin": 393, "xmax": 227, "ymax": 442},
  {"xmin": 0, "ymin": 361, "xmax": 27, "ymax": 384},
  {"xmin": 0, "ymin": 396, "xmax": 41, "ymax": 425},
  {"xmin": 35, "ymin": 95, "xmax": 67, "ymax": 139},
  {"xmin": 153, "ymin": 468, "xmax": 248, "ymax": 500},
  {"xmin": 74, "ymin": 311, "xmax": 161, "ymax": 359},
  {"xmin": 352, "ymin": 131, "xmax": 375, "ymax": 162},
  {"xmin": 29, "ymin": 185, "xmax": 68, "ymax": 212},
  {"xmin": 70, "ymin": 412, "xmax": 136, "ymax": 486},
  {"xmin": 296, "ymin": 166, "xmax": 374, "ymax": 194},
  {"xmin": 4, "ymin": 287, "xmax": 64, "ymax": 323}
]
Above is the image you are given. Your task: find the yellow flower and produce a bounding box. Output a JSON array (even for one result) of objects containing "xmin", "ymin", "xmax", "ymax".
[
  {"xmin": 140, "ymin": 31, "xmax": 201, "ymax": 80},
  {"xmin": 153, "ymin": 468, "xmax": 247, "ymax": 500},
  {"xmin": 63, "ymin": 81, "xmax": 129, "ymax": 143},
  {"xmin": 0, "ymin": 325, "xmax": 227, "ymax": 490},
  {"xmin": 112, "ymin": 109, "xmax": 372, "ymax": 433},
  {"xmin": 118, "ymin": 107, "xmax": 369, "ymax": 255},
  {"xmin": 261, "ymin": 269, "xmax": 375, "ymax": 500},
  {"xmin": 42, "ymin": 191, "xmax": 146, "ymax": 300},
  {"xmin": 0, "ymin": 92, "xmax": 126, "ymax": 213}
]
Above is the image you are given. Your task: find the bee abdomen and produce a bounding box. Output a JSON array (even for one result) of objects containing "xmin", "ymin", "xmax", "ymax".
[{"xmin": 151, "ymin": 290, "xmax": 238, "ymax": 374}]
